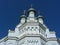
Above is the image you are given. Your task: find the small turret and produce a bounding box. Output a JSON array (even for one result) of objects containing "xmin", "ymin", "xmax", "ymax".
[
  {"xmin": 28, "ymin": 5, "xmax": 36, "ymax": 18},
  {"xmin": 27, "ymin": 5, "xmax": 36, "ymax": 22},
  {"xmin": 37, "ymin": 11, "xmax": 44, "ymax": 24},
  {"xmin": 20, "ymin": 10, "xmax": 27, "ymax": 24}
]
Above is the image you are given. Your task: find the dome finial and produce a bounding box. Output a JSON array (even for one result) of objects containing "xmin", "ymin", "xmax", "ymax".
[
  {"xmin": 38, "ymin": 10, "xmax": 40, "ymax": 15},
  {"xmin": 31, "ymin": 4, "xmax": 33, "ymax": 8},
  {"xmin": 23, "ymin": 10, "xmax": 26, "ymax": 15},
  {"xmin": 37, "ymin": 10, "xmax": 43, "ymax": 18},
  {"xmin": 20, "ymin": 10, "xmax": 26, "ymax": 18},
  {"xmin": 28, "ymin": 4, "xmax": 36, "ymax": 13}
]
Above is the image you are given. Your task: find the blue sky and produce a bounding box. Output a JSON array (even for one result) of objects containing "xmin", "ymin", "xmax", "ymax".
[{"xmin": 0, "ymin": 0, "xmax": 60, "ymax": 39}]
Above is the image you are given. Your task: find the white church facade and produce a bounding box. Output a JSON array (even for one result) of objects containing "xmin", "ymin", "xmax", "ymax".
[{"xmin": 0, "ymin": 7, "xmax": 60, "ymax": 45}]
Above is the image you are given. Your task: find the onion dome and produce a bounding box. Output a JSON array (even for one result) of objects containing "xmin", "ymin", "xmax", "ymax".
[
  {"xmin": 28, "ymin": 8, "xmax": 36, "ymax": 12},
  {"xmin": 20, "ymin": 15, "xmax": 26, "ymax": 18},
  {"xmin": 37, "ymin": 10, "xmax": 44, "ymax": 24},
  {"xmin": 37, "ymin": 10, "xmax": 43, "ymax": 19},
  {"xmin": 28, "ymin": 5, "xmax": 36, "ymax": 13},
  {"xmin": 37, "ymin": 15, "xmax": 43, "ymax": 19},
  {"xmin": 20, "ymin": 10, "xmax": 27, "ymax": 23}
]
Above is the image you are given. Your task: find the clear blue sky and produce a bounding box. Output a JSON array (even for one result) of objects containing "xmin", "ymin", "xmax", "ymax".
[{"xmin": 0, "ymin": 0, "xmax": 60, "ymax": 39}]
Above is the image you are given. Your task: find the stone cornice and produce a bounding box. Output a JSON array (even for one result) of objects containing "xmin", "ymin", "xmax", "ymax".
[
  {"xmin": 18, "ymin": 34, "xmax": 47, "ymax": 42},
  {"xmin": 47, "ymin": 37, "xmax": 57, "ymax": 41},
  {"xmin": 47, "ymin": 37, "xmax": 60, "ymax": 43},
  {"xmin": 0, "ymin": 36, "xmax": 19, "ymax": 43},
  {"xmin": 7, "ymin": 36, "xmax": 19, "ymax": 41},
  {"xmin": 50, "ymin": 31, "xmax": 56, "ymax": 34}
]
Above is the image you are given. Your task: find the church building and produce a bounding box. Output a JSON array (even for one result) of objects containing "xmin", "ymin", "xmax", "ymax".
[{"xmin": 0, "ymin": 7, "xmax": 60, "ymax": 45}]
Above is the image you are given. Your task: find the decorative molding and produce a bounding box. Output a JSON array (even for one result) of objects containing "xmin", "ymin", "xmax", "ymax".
[
  {"xmin": 17, "ymin": 34, "xmax": 47, "ymax": 42},
  {"xmin": 47, "ymin": 37, "xmax": 57, "ymax": 41},
  {"xmin": 50, "ymin": 31, "xmax": 56, "ymax": 34},
  {"xmin": 7, "ymin": 36, "xmax": 19, "ymax": 40}
]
